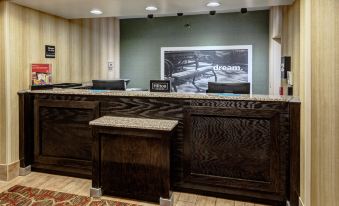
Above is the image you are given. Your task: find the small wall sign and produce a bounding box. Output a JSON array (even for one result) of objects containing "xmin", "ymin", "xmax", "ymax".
[
  {"xmin": 45, "ymin": 45, "xmax": 55, "ymax": 58},
  {"xmin": 150, "ymin": 80, "xmax": 171, "ymax": 93}
]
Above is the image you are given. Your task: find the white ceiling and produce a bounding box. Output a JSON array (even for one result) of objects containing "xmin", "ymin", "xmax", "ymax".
[{"xmin": 10, "ymin": 0, "xmax": 294, "ymax": 19}]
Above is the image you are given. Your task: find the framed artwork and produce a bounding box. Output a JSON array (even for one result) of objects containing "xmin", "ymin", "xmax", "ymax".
[{"xmin": 161, "ymin": 45, "xmax": 252, "ymax": 93}]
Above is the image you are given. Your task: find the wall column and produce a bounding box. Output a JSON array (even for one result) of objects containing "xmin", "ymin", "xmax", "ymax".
[
  {"xmin": 0, "ymin": 0, "xmax": 21, "ymax": 182},
  {"xmin": 311, "ymin": 0, "xmax": 339, "ymax": 205},
  {"xmin": 269, "ymin": 7, "xmax": 282, "ymax": 95},
  {"xmin": 0, "ymin": 0, "xmax": 7, "ymax": 179},
  {"xmin": 299, "ymin": 0, "xmax": 311, "ymax": 205}
]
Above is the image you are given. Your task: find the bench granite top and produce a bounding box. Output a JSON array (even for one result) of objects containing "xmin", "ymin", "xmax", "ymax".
[{"xmin": 90, "ymin": 116, "xmax": 179, "ymax": 131}]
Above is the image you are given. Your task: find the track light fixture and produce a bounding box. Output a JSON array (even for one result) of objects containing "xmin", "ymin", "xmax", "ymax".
[
  {"xmin": 177, "ymin": 13, "xmax": 184, "ymax": 17},
  {"xmin": 147, "ymin": 14, "xmax": 154, "ymax": 19},
  {"xmin": 209, "ymin": 10, "xmax": 216, "ymax": 15},
  {"xmin": 241, "ymin": 8, "xmax": 248, "ymax": 14}
]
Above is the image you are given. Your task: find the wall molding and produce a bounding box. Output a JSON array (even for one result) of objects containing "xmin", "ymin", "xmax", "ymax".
[
  {"xmin": 299, "ymin": 0, "xmax": 312, "ymax": 206},
  {"xmin": 0, "ymin": 161, "xmax": 19, "ymax": 181}
]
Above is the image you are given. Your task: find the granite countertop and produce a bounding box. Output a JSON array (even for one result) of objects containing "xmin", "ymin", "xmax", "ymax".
[
  {"xmin": 90, "ymin": 116, "xmax": 178, "ymax": 131},
  {"xmin": 19, "ymin": 88, "xmax": 298, "ymax": 102}
]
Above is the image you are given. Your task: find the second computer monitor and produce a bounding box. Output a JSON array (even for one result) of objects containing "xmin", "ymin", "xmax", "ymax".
[
  {"xmin": 207, "ymin": 82, "xmax": 251, "ymax": 94},
  {"xmin": 92, "ymin": 80, "xmax": 127, "ymax": 90}
]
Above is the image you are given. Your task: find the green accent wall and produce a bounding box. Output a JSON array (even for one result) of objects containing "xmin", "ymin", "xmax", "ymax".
[{"xmin": 120, "ymin": 11, "xmax": 269, "ymax": 94}]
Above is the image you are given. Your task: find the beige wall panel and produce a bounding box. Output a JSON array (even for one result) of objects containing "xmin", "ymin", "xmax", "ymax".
[
  {"xmin": 291, "ymin": 2, "xmax": 300, "ymax": 96},
  {"xmin": 271, "ymin": 7, "xmax": 282, "ymax": 39},
  {"xmin": 114, "ymin": 18, "xmax": 120, "ymax": 79},
  {"xmin": 269, "ymin": 7, "xmax": 282, "ymax": 96},
  {"xmin": 282, "ymin": 1, "xmax": 300, "ymax": 96},
  {"xmin": 282, "ymin": 6, "xmax": 290, "ymax": 55},
  {"xmin": 78, "ymin": 17, "xmax": 119, "ymax": 82},
  {"xmin": 99, "ymin": 18, "xmax": 108, "ymax": 79},
  {"xmin": 55, "ymin": 19, "xmax": 70, "ymax": 83},
  {"xmin": 24, "ymin": 8, "xmax": 42, "ymax": 65},
  {"xmin": 41, "ymin": 13, "xmax": 56, "ymax": 47},
  {"xmin": 107, "ymin": 18, "xmax": 114, "ymax": 80},
  {"xmin": 81, "ymin": 19, "xmax": 91, "ymax": 82},
  {"xmin": 311, "ymin": 0, "xmax": 338, "ymax": 205},
  {"xmin": 293, "ymin": 2, "xmax": 300, "ymax": 96},
  {"xmin": 7, "ymin": 2, "xmax": 23, "ymax": 163},
  {"xmin": 69, "ymin": 19, "xmax": 82, "ymax": 83},
  {"xmin": 0, "ymin": 1, "xmax": 6, "ymax": 164},
  {"xmin": 90, "ymin": 18, "xmax": 100, "ymax": 80},
  {"xmin": 82, "ymin": 19, "xmax": 91, "ymax": 82},
  {"xmin": 21, "ymin": 8, "xmax": 39, "ymax": 89},
  {"xmin": 40, "ymin": 12, "xmax": 56, "ymax": 81}
]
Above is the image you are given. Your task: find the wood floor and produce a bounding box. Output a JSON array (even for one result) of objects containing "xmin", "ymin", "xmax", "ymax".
[{"xmin": 0, "ymin": 172, "xmax": 270, "ymax": 206}]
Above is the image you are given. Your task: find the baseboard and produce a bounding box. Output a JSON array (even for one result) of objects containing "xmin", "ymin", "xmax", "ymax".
[
  {"xmin": 0, "ymin": 164, "xmax": 6, "ymax": 181},
  {"xmin": 299, "ymin": 197, "xmax": 305, "ymax": 206},
  {"xmin": 0, "ymin": 161, "xmax": 20, "ymax": 181}
]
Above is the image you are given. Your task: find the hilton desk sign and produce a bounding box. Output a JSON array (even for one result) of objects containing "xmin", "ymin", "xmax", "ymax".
[{"xmin": 150, "ymin": 80, "xmax": 171, "ymax": 93}]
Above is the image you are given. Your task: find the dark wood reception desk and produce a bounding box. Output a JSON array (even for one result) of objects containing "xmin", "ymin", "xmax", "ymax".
[{"xmin": 18, "ymin": 89, "xmax": 300, "ymax": 206}]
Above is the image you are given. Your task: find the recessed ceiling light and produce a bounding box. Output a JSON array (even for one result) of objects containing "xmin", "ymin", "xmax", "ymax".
[
  {"xmin": 146, "ymin": 6, "xmax": 158, "ymax": 11},
  {"xmin": 206, "ymin": 2, "xmax": 221, "ymax": 7},
  {"xmin": 90, "ymin": 9, "xmax": 103, "ymax": 15}
]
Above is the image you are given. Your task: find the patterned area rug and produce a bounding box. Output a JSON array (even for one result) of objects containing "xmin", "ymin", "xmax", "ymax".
[{"xmin": 0, "ymin": 185, "xmax": 140, "ymax": 206}]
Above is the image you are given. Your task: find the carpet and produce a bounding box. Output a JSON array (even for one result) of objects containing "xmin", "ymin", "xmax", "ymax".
[{"xmin": 0, "ymin": 185, "xmax": 140, "ymax": 206}]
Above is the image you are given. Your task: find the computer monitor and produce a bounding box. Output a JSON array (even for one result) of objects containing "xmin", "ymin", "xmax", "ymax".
[
  {"xmin": 207, "ymin": 82, "xmax": 251, "ymax": 94},
  {"xmin": 92, "ymin": 80, "xmax": 127, "ymax": 90}
]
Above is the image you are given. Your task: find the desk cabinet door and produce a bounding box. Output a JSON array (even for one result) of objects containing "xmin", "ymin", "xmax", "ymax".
[
  {"xmin": 183, "ymin": 106, "xmax": 286, "ymax": 196},
  {"xmin": 34, "ymin": 99, "xmax": 99, "ymax": 177}
]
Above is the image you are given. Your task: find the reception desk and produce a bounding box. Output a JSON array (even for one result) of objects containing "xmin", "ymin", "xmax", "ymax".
[{"xmin": 18, "ymin": 89, "xmax": 300, "ymax": 206}]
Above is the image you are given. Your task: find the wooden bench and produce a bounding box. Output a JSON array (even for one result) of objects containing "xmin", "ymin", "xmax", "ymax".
[{"xmin": 89, "ymin": 116, "xmax": 178, "ymax": 206}]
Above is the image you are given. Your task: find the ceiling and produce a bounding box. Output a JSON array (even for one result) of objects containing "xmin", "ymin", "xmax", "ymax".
[{"xmin": 10, "ymin": 0, "xmax": 294, "ymax": 19}]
